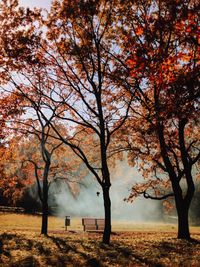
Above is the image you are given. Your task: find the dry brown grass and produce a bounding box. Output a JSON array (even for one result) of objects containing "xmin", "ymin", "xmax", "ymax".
[{"xmin": 1, "ymin": 213, "xmax": 200, "ymax": 266}]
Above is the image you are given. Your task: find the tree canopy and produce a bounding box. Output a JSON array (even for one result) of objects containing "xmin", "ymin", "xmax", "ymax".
[{"xmin": 0, "ymin": 0, "xmax": 199, "ymax": 242}]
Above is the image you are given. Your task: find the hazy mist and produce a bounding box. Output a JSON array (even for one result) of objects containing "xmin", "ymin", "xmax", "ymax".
[{"xmin": 52, "ymin": 161, "xmax": 163, "ymax": 221}]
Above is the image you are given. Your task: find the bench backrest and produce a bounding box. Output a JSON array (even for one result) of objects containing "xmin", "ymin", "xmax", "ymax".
[
  {"xmin": 96, "ymin": 219, "xmax": 104, "ymax": 225},
  {"xmin": 82, "ymin": 218, "xmax": 96, "ymax": 225},
  {"xmin": 82, "ymin": 218, "xmax": 105, "ymax": 225},
  {"xmin": 82, "ymin": 218, "xmax": 105, "ymax": 231}
]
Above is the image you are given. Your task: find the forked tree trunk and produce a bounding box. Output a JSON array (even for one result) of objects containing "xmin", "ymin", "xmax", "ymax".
[
  {"xmin": 174, "ymin": 181, "xmax": 195, "ymax": 240},
  {"xmin": 157, "ymin": 118, "xmax": 195, "ymax": 241},
  {"xmin": 102, "ymin": 185, "xmax": 111, "ymax": 244}
]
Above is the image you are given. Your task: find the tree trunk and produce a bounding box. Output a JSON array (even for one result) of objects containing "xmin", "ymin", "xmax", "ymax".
[
  {"xmin": 176, "ymin": 203, "xmax": 190, "ymax": 239},
  {"xmin": 173, "ymin": 171, "xmax": 195, "ymax": 240},
  {"xmin": 41, "ymin": 197, "xmax": 48, "ymax": 235},
  {"xmin": 156, "ymin": 101, "xmax": 196, "ymax": 240},
  {"xmin": 102, "ymin": 185, "xmax": 111, "ymax": 244},
  {"xmin": 41, "ymin": 165, "xmax": 49, "ymax": 235}
]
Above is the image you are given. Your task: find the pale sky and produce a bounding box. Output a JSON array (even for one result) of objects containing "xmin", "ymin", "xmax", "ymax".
[{"xmin": 19, "ymin": 0, "xmax": 51, "ymax": 9}]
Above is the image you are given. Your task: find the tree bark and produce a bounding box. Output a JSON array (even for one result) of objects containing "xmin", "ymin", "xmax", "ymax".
[
  {"xmin": 175, "ymin": 118, "xmax": 195, "ymax": 239},
  {"xmin": 41, "ymin": 196, "xmax": 48, "ymax": 235},
  {"xmin": 41, "ymin": 163, "xmax": 50, "ymax": 235},
  {"xmin": 176, "ymin": 203, "xmax": 190, "ymax": 239},
  {"xmin": 156, "ymin": 116, "xmax": 195, "ymax": 240},
  {"xmin": 174, "ymin": 179, "xmax": 195, "ymax": 240},
  {"xmin": 102, "ymin": 185, "xmax": 111, "ymax": 244}
]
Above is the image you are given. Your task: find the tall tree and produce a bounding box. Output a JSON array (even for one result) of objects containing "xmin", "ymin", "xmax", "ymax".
[
  {"xmin": 40, "ymin": 0, "xmax": 133, "ymax": 244},
  {"xmin": 0, "ymin": 0, "xmax": 57, "ymax": 234},
  {"xmin": 120, "ymin": 0, "xmax": 200, "ymax": 239},
  {"xmin": 0, "ymin": 121, "xmax": 84, "ymax": 234},
  {"xmin": 0, "ymin": 0, "xmax": 88, "ymax": 236}
]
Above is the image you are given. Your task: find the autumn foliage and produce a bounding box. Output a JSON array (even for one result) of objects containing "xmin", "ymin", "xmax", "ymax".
[
  {"xmin": 0, "ymin": 0, "xmax": 199, "ymax": 243},
  {"xmin": 118, "ymin": 0, "xmax": 200, "ymax": 239}
]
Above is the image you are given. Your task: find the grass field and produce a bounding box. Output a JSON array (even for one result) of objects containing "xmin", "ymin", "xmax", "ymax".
[{"xmin": 1, "ymin": 213, "xmax": 200, "ymax": 266}]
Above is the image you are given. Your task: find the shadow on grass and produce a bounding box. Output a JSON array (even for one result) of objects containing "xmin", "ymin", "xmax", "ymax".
[
  {"xmin": 189, "ymin": 238, "xmax": 200, "ymax": 245},
  {"xmin": 0, "ymin": 232, "xmax": 52, "ymax": 266},
  {"xmin": 47, "ymin": 236, "xmax": 72, "ymax": 253},
  {"xmin": 10, "ymin": 256, "xmax": 39, "ymax": 267},
  {"xmin": 47, "ymin": 235, "xmax": 102, "ymax": 267},
  {"xmin": 51, "ymin": 235, "xmax": 166, "ymax": 267},
  {"xmin": 0, "ymin": 233, "xmax": 22, "ymax": 259},
  {"xmin": 0, "ymin": 232, "xmax": 102, "ymax": 267},
  {"xmin": 110, "ymin": 242, "xmax": 164, "ymax": 267},
  {"xmin": 2, "ymin": 232, "xmax": 200, "ymax": 267}
]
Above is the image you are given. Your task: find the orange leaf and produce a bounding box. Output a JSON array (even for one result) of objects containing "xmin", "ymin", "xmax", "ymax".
[{"xmin": 135, "ymin": 26, "xmax": 143, "ymax": 36}]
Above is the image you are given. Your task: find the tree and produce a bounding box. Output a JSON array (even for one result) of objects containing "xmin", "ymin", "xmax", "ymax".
[
  {"xmin": 0, "ymin": 126, "xmax": 84, "ymax": 233},
  {"xmin": 26, "ymin": 117, "xmax": 63, "ymax": 235},
  {"xmin": 0, "ymin": 0, "xmax": 88, "ymax": 235},
  {"xmin": 19, "ymin": 123, "xmax": 84, "ymax": 235},
  {"xmin": 5, "ymin": 91, "xmax": 85, "ymax": 235},
  {"xmin": 0, "ymin": 0, "xmax": 136, "ymax": 244},
  {"xmin": 120, "ymin": 0, "xmax": 200, "ymax": 239},
  {"xmin": 39, "ymin": 0, "xmax": 134, "ymax": 244},
  {"xmin": 0, "ymin": 0, "xmax": 58, "ymax": 234}
]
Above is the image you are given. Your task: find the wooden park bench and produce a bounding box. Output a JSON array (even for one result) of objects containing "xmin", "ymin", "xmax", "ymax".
[{"xmin": 82, "ymin": 218, "xmax": 105, "ymax": 231}]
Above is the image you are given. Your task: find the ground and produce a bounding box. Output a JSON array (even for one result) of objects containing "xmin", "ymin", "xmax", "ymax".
[{"xmin": 1, "ymin": 213, "xmax": 200, "ymax": 266}]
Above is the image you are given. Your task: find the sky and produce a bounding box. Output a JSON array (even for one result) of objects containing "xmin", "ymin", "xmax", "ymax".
[{"xmin": 19, "ymin": 0, "xmax": 51, "ymax": 9}]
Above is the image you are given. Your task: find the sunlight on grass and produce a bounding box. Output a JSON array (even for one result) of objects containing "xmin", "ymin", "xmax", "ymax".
[
  {"xmin": 1, "ymin": 213, "xmax": 200, "ymax": 234},
  {"xmin": 0, "ymin": 213, "xmax": 64, "ymax": 231},
  {"xmin": 1, "ymin": 213, "xmax": 200, "ymax": 266}
]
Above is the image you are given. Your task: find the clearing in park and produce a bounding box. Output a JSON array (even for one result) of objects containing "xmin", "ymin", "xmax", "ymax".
[{"xmin": 1, "ymin": 213, "xmax": 200, "ymax": 266}]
